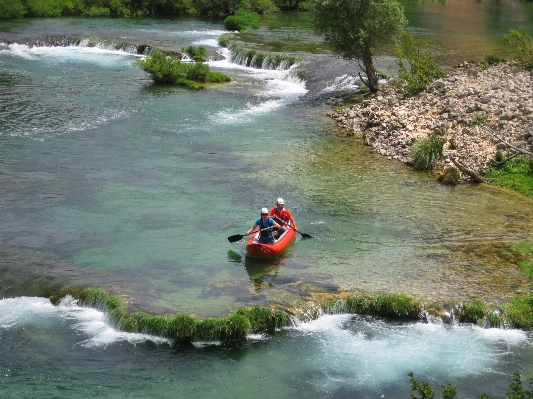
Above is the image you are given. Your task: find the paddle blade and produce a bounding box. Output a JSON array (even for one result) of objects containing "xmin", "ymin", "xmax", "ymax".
[
  {"xmin": 300, "ymin": 232, "xmax": 312, "ymax": 239},
  {"xmin": 228, "ymin": 234, "xmax": 245, "ymax": 243}
]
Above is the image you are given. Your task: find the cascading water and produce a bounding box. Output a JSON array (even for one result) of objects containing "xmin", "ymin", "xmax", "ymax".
[{"xmin": 1, "ymin": 10, "xmax": 533, "ymax": 398}]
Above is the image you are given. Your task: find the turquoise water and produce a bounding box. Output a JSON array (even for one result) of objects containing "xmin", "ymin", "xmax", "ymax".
[{"xmin": 1, "ymin": 4, "xmax": 533, "ymax": 397}]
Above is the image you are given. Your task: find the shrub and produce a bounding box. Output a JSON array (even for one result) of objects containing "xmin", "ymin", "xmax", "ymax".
[
  {"xmin": 411, "ymin": 132, "xmax": 447, "ymax": 171},
  {"xmin": 504, "ymin": 30, "xmax": 533, "ymax": 71},
  {"xmin": 224, "ymin": 8, "xmax": 260, "ymax": 32},
  {"xmin": 134, "ymin": 51, "xmax": 230, "ymax": 86},
  {"xmin": 186, "ymin": 61, "xmax": 210, "ymax": 81},
  {"xmin": 0, "ymin": 0, "xmax": 26, "ymax": 18},
  {"xmin": 87, "ymin": 6, "xmax": 111, "ymax": 16},
  {"xmin": 183, "ymin": 45, "xmax": 207, "ymax": 62},
  {"xmin": 395, "ymin": 31, "xmax": 446, "ymax": 97}
]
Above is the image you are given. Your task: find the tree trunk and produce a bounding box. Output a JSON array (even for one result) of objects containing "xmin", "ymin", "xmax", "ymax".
[{"xmin": 359, "ymin": 48, "xmax": 379, "ymax": 93}]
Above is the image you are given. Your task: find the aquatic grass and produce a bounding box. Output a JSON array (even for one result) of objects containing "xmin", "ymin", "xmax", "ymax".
[
  {"xmin": 325, "ymin": 293, "xmax": 422, "ymax": 320},
  {"xmin": 485, "ymin": 156, "xmax": 533, "ymax": 197},
  {"xmin": 518, "ymin": 260, "xmax": 533, "ymax": 279},
  {"xmin": 459, "ymin": 299, "xmax": 486, "ymax": 324},
  {"xmin": 236, "ymin": 306, "xmax": 290, "ymax": 333},
  {"xmin": 193, "ymin": 314, "xmax": 250, "ymax": 341},
  {"xmin": 69, "ymin": 289, "xmax": 293, "ymax": 342},
  {"xmin": 79, "ymin": 288, "xmax": 124, "ymax": 311},
  {"xmin": 411, "ymin": 132, "xmax": 447, "ymax": 171},
  {"xmin": 502, "ymin": 295, "xmax": 533, "ymax": 330}
]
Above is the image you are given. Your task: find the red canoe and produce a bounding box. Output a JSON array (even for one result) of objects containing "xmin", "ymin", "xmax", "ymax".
[{"xmin": 246, "ymin": 223, "xmax": 297, "ymax": 258}]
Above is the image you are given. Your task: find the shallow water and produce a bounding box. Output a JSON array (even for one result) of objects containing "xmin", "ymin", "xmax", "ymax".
[
  {"xmin": 1, "ymin": 296, "xmax": 533, "ymax": 399},
  {"xmin": 1, "ymin": 4, "xmax": 533, "ymax": 397}
]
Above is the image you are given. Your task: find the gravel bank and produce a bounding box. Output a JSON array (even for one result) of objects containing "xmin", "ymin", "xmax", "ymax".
[{"xmin": 330, "ymin": 62, "xmax": 533, "ymax": 181}]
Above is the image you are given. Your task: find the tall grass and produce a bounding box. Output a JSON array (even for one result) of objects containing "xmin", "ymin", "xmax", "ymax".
[{"xmin": 411, "ymin": 132, "xmax": 447, "ymax": 171}]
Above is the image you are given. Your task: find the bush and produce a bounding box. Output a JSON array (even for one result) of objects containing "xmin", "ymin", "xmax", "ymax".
[
  {"xmin": 186, "ymin": 61, "xmax": 210, "ymax": 81},
  {"xmin": 0, "ymin": 0, "xmax": 26, "ymax": 18},
  {"xmin": 87, "ymin": 6, "xmax": 111, "ymax": 16},
  {"xmin": 395, "ymin": 31, "xmax": 446, "ymax": 97},
  {"xmin": 504, "ymin": 30, "xmax": 533, "ymax": 71},
  {"xmin": 183, "ymin": 45, "xmax": 207, "ymax": 62},
  {"xmin": 134, "ymin": 50, "xmax": 230, "ymax": 87},
  {"xmin": 224, "ymin": 8, "xmax": 260, "ymax": 32},
  {"xmin": 411, "ymin": 132, "xmax": 447, "ymax": 171}
]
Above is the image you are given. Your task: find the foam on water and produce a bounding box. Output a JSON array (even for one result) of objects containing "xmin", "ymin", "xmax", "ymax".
[
  {"xmin": 1, "ymin": 42, "xmax": 139, "ymax": 66},
  {"xmin": 0, "ymin": 296, "xmax": 171, "ymax": 348},
  {"xmin": 292, "ymin": 314, "xmax": 530, "ymax": 392}
]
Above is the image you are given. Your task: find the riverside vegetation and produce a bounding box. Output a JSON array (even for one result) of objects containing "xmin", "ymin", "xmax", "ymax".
[{"xmin": 0, "ymin": 0, "xmax": 304, "ymax": 19}]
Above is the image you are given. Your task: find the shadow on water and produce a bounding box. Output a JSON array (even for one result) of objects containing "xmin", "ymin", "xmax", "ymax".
[{"xmin": 228, "ymin": 249, "xmax": 291, "ymax": 292}]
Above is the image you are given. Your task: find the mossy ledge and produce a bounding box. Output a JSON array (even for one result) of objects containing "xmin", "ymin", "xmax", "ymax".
[
  {"xmin": 323, "ymin": 293, "xmax": 533, "ymax": 330},
  {"xmin": 52, "ymin": 288, "xmax": 291, "ymax": 343}
]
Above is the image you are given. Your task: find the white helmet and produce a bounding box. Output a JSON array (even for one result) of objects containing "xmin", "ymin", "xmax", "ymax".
[
  {"xmin": 276, "ymin": 197, "xmax": 284, "ymax": 205},
  {"xmin": 260, "ymin": 207, "xmax": 269, "ymax": 214}
]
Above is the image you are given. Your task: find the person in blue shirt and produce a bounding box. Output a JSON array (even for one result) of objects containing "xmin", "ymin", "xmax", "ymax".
[{"xmin": 245, "ymin": 208, "xmax": 281, "ymax": 244}]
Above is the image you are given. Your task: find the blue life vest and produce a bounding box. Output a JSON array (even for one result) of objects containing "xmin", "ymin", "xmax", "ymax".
[{"xmin": 256, "ymin": 217, "xmax": 275, "ymax": 239}]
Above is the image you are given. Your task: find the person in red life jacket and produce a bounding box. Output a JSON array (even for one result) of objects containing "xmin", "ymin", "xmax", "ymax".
[
  {"xmin": 245, "ymin": 208, "xmax": 281, "ymax": 244},
  {"xmin": 268, "ymin": 198, "xmax": 298, "ymax": 238}
]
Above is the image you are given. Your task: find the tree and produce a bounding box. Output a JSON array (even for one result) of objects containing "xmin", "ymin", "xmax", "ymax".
[{"xmin": 312, "ymin": 0, "xmax": 407, "ymax": 92}]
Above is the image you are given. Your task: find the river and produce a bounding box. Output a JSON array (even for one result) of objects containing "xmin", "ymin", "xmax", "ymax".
[{"xmin": 1, "ymin": 1, "xmax": 533, "ymax": 397}]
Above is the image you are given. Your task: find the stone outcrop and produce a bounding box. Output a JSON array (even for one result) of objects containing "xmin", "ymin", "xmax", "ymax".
[{"xmin": 330, "ymin": 62, "xmax": 533, "ymax": 181}]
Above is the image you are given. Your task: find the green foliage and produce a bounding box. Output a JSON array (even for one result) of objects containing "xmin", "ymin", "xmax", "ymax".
[
  {"xmin": 134, "ymin": 50, "xmax": 230, "ymax": 87},
  {"xmin": 471, "ymin": 111, "xmax": 488, "ymax": 126},
  {"xmin": 485, "ymin": 155, "xmax": 533, "ymax": 197},
  {"xmin": 411, "ymin": 132, "xmax": 447, "ymax": 171},
  {"xmin": 408, "ymin": 371, "xmax": 533, "ymax": 399},
  {"xmin": 312, "ymin": 0, "xmax": 407, "ymax": 92},
  {"xmin": 219, "ymin": 35, "xmax": 231, "ymax": 47},
  {"xmin": 408, "ymin": 372, "xmax": 456, "ymax": 399},
  {"xmin": 0, "ymin": 0, "xmax": 26, "ymax": 18},
  {"xmin": 224, "ymin": 8, "xmax": 260, "ymax": 32},
  {"xmin": 502, "ymin": 295, "xmax": 533, "ymax": 329},
  {"xmin": 236, "ymin": 306, "xmax": 290, "ymax": 333},
  {"xmin": 25, "ymin": 0, "xmax": 68, "ymax": 16},
  {"xmin": 504, "ymin": 30, "xmax": 533, "ymax": 71},
  {"xmin": 327, "ymin": 293, "xmax": 422, "ymax": 319},
  {"xmin": 87, "ymin": 6, "xmax": 111, "ymax": 16},
  {"xmin": 460, "ymin": 299, "xmax": 486, "ymax": 324},
  {"xmin": 395, "ymin": 31, "xmax": 446, "ymax": 97},
  {"xmin": 183, "ymin": 45, "xmax": 207, "ymax": 62}
]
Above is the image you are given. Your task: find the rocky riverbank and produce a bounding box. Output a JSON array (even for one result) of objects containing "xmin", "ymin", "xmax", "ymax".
[{"xmin": 330, "ymin": 62, "xmax": 533, "ymax": 181}]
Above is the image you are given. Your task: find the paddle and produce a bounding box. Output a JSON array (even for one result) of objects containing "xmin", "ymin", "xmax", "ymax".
[
  {"xmin": 227, "ymin": 226, "xmax": 275, "ymax": 243},
  {"xmin": 273, "ymin": 216, "xmax": 312, "ymax": 239}
]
